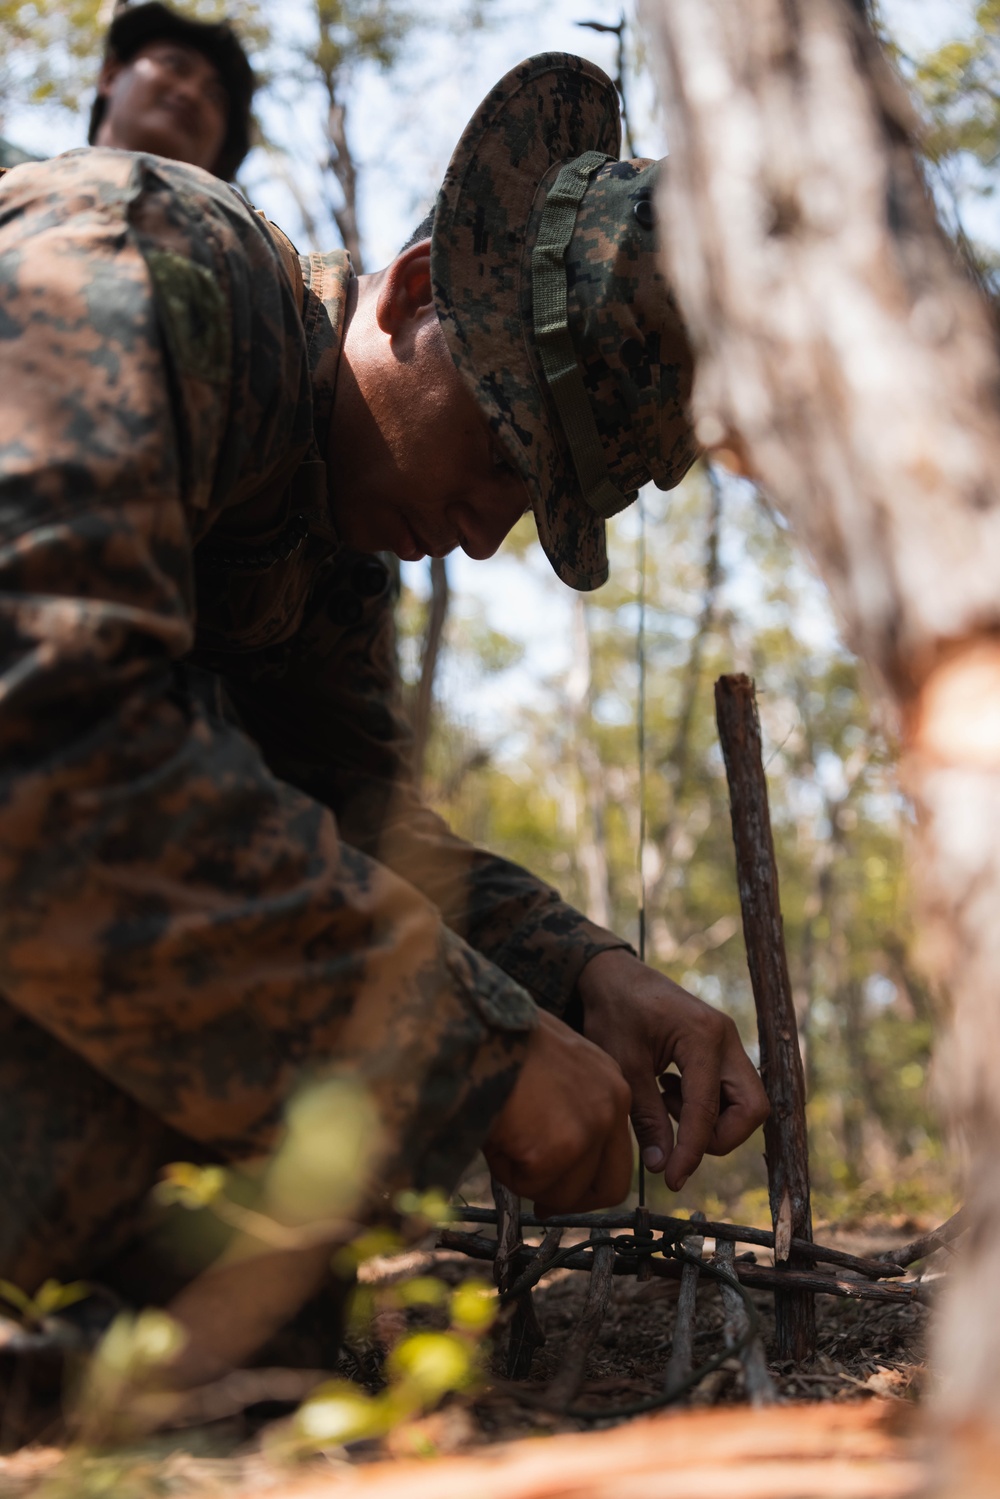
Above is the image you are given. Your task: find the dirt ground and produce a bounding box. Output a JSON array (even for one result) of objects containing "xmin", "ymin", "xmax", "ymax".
[{"xmin": 0, "ymin": 1216, "xmax": 937, "ymax": 1496}]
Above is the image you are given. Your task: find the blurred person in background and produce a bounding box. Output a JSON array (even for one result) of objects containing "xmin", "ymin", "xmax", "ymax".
[{"xmin": 88, "ymin": 0, "xmax": 254, "ymax": 180}]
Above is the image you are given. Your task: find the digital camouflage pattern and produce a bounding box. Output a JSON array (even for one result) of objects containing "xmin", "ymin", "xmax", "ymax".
[
  {"xmin": 432, "ymin": 54, "xmax": 697, "ymax": 591},
  {"xmin": 0, "ymin": 147, "xmax": 628, "ymax": 1290}
]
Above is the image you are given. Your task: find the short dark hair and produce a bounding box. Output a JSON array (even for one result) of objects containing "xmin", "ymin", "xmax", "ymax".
[
  {"xmin": 88, "ymin": 2, "xmax": 256, "ymax": 181},
  {"xmin": 398, "ymin": 208, "xmax": 435, "ymax": 256}
]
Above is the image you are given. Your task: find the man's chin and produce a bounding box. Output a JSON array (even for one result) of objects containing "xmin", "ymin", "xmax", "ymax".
[
  {"xmin": 117, "ymin": 121, "xmax": 206, "ymax": 169},
  {"xmin": 391, "ymin": 516, "xmax": 430, "ymax": 563}
]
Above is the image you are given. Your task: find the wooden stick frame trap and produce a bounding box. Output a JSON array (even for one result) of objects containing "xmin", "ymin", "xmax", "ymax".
[{"xmin": 439, "ymin": 671, "xmax": 963, "ymax": 1415}]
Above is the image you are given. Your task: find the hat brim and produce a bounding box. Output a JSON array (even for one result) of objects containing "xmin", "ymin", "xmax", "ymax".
[{"xmin": 431, "ymin": 54, "xmax": 621, "ymax": 590}]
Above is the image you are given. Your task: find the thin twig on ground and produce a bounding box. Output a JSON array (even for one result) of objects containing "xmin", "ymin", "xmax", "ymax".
[{"xmin": 714, "ymin": 1238, "xmax": 777, "ymax": 1406}]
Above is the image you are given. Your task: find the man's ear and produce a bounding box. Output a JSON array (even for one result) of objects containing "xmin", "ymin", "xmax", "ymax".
[
  {"xmin": 96, "ymin": 55, "xmax": 124, "ymax": 103},
  {"xmin": 376, "ymin": 239, "xmax": 433, "ymax": 338}
]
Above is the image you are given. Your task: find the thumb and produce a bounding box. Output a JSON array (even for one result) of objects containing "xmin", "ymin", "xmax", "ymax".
[{"xmin": 628, "ymin": 1070, "xmax": 674, "ymax": 1178}]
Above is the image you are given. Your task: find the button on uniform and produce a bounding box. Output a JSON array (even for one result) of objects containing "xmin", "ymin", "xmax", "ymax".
[{"xmin": 633, "ymin": 196, "xmax": 655, "ymax": 229}]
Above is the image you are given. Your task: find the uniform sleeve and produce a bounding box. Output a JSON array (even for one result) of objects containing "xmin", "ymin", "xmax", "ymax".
[
  {"xmin": 0, "ymin": 151, "xmax": 534, "ymax": 1197},
  {"xmin": 219, "ymin": 550, "xmax": 633, "ymax": 1020}
]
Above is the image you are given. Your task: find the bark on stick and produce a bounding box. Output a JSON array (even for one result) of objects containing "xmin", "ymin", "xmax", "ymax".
[
  {"xmin": 491, "ymin": 1179, "xmax": 544, "ymax": 1380},
  {"xmin": 439, "ymin": 1230, "xmax": 927, "ymax": 1306},
  {"xmin": 715, "ymin": 673, "xmax": 814, "ymax": 1360},
  {"xmin": 544, "ymin": 1235, "xmax": 616, "ymax": 1409},
  {"xmin": 664, "ymin": 1213, "xmax": 704, "ymax": 1396},
  {"xmin": 714, "ymin": 1238, "xmax": 777, "ymax": 1406}
]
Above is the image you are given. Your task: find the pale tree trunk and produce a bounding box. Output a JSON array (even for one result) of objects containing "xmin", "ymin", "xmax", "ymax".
[
  {"xmin": 568, "ymin": 596, "xmax": 612, "ymax": 928},
  {"xmin": 314, "ymin": 5, "xmax": 365, "ymax": 271},
  {"xmin": 325, "ymin": 95, "xmax": 364, "ymax": 272},
  {"xmin": 642, "ymin": 0, "xmax": 1000, "ymax": 1471},
  {"xmin": 410, "ymin": 556, "xmax": 449, "ymax": 790}
]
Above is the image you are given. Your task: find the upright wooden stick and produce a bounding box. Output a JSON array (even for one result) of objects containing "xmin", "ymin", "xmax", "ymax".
[
  {"xmin": 491, "ymin": 1178, "xmax": 545, "ymax": 1380},
  {"xmin": 715, "ymin": 673, "xmax": 815, "ymax": 1360},
  {"xmin": 664, "ymin": 1213, "xmax": 705, "ymax": 1396},
  {"xmin": 544, "ymin": 1234, "xmax": 616, "ymax": 1410}
]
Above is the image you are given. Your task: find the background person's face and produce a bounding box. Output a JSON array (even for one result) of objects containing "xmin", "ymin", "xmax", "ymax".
[{"xmin": 95, "ymin": 39, "xmax": 228, "ymax": 173}]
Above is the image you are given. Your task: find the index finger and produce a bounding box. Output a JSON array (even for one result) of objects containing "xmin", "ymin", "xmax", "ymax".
[
  {"xmin": 663, "ymin": 1051, "xmax": 722, "ymax": 1190},
  {"xmin": 708, "ymin": 1046, "xmax": 770, "ymax": 1155}
]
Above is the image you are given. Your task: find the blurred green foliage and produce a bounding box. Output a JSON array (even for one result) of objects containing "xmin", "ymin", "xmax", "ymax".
[
  {"xmin": 913, "ymin": 1, "xmax": 1000, "ymax": 174},
  {"xmin": 0, "ymin": 1275, "xmax": 90, "ymax": 1328},
  {"xmin": 0, "ymin": 0, "xmax": 269, "ymax": 120},
  {"xmin": 273, "ymin": 1279, "xmax": 494, "ymax": 1458},
  {"xmin": 886, "ymin": 0, "xmax": 1000, "ymax": 283}
]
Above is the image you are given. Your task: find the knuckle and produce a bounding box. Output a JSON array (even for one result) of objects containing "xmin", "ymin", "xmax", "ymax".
[
  {"xmin": 689, "ymin": 1096, "xmax": 720, "ymax": 1126},
  {"xmin": 629, "ymin": 1105, "xmax": 662, "ymax": 1135},
  {"xmin": 706, "ymin": 1011, "xmax": 728, "ymax": 1045}
]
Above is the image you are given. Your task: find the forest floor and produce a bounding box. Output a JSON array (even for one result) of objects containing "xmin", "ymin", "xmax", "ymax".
[{"xmin": 0, "ymin": 1216, "xmax": 939, "ymax": 1498}]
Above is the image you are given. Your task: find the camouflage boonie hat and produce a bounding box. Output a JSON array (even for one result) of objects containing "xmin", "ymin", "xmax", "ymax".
[{"xmin": 432, "ymin": 54, "xmax": 697, "ymax": 590}]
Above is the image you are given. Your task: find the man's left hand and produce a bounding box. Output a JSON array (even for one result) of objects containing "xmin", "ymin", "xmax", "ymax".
[{"xmin": 577, "ymin": 948, "xmax": 769, "ymax": 1192}]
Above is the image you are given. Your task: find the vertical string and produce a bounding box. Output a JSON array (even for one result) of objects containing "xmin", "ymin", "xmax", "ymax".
[{"xmin": 637, "ymin": 493, "xmax": 648, "ymax": 1208}]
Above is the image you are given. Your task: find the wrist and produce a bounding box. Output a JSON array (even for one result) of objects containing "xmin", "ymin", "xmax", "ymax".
[{"xmin": 577, "ymin": 945, "xmax": 639, "ymax": 1011}]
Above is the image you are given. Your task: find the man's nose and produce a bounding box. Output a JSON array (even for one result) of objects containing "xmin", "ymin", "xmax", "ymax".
[{"xmin": 168, "ymin": 71, "xmax": 207, "ymax": 113}]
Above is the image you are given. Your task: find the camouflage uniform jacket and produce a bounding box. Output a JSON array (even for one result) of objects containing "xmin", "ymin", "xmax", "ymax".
[{"xmin": 0, "ymin": 149, "xmax": 628, "ymax": 1208}]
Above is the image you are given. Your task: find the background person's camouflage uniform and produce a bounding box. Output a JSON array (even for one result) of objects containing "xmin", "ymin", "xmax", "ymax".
[{"xmin": 0, "ymin": 145, "xmax": 628, "ymax": 1289}]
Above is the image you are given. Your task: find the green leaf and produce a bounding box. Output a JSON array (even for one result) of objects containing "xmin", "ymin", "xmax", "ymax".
[
  {"xmin": 450, "ymin": 1280, "xmax": 496, "ymax": 1333},
  {"xmin": 0, "ymin": 1279, "xmax": 31, "ymax": 1316},
  {"xmin": 387, "ymin": 1331, "xmax": 473, "ymax": 1400}
]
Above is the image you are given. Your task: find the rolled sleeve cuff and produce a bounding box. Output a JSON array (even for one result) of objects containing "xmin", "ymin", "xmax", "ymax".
[{"xmin": 483, "ymin": 904, "xmax": 634, "ymax": 1020}]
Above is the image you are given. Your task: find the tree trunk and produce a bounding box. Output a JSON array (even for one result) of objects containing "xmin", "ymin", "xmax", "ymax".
[
  {"xmin": 326, "ymin": 95, "xmax": 365, "ymax": 272},
  {"xmin": 569, "ymin": 595, "xmax": 611, "ymax": 928},
  {"xmin": 410, "ymin": 556, "xmax": 449, "ymax": 791},
  {"xmin": 642, "ymin": 0, "xmax": 1000, "ymax": 1460}
]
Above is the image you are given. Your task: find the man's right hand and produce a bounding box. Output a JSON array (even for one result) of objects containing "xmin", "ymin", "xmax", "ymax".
[{"xmin": 483, "ymin": 1010, "xmax": 633, "ymax": 1215}]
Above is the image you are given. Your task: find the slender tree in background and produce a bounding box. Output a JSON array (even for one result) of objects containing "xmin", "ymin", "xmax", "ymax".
[
  {"xmin": 568, "ymin": 594, "xmax": 612, "ymax": 927},
  {"xmin": 642, "ymin": 0, "xmax": 1000, "ymax": 1474},
  {"xmin": 410, "ymin": 555, "xmax": 449, "ymax": 790},
  {"xmin": 304, "ymin": 0, "xmax": 412, "ymax": 271}
]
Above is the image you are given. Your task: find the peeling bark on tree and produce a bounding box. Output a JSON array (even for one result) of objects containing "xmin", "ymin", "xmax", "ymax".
[{"xmin": 641, "ymin": 0, "xmax": 1000, "ymax": 1455}]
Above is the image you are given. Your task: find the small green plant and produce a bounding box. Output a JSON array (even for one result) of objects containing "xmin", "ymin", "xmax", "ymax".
[
  {"xmin": 271, "ymin": 1276, "xmax": 496, "ymax": 1458},
  {"xmin": 71, "ymin": 1309, "xmax": 189, "ymax": 1446},
  {"xmin": 29, "ymin": 1081, "xmax": 488, "ymax": 1486},
  {"xmin": 0, "ymin": 1276, "xmax": 90, "ymax": 1329},
  {"xmin": 155, "ymin": 1075, "xmax": 385, "ymax": 1250}
]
